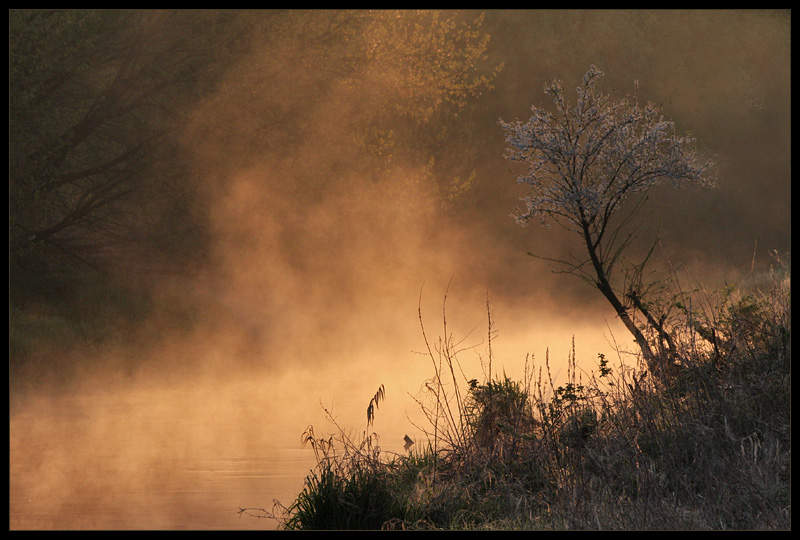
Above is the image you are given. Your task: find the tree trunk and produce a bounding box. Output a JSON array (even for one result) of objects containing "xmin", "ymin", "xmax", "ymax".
[
  {"xmin": 597, "ymin": 279, "xmax": 657, "ymax": 365},
  {"xmin": 582, "ymin": 225, "xmax": 661, "ymax": 375},
  {"xmin": 626, "ymin": 290, "xmax": 677, "ymax": 360}
]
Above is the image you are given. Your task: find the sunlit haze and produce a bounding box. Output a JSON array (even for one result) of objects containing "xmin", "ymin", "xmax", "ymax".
[{"xmin": 10, "ymin": 9, "xmax": 790, "ymax": 530}]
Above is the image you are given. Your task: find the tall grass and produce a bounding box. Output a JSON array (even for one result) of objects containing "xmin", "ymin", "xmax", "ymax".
[{"xmin": 268, "ymin": 253, "xmax": 790, "ymax": 530}]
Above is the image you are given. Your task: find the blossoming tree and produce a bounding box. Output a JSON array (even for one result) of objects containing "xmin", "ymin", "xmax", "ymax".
[{"xmin": 499, "ymin": 65, "xmax": 714, "ymax": 375}]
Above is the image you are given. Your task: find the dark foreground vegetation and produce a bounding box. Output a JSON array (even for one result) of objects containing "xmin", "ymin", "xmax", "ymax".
[{"xmin": 256, "ymin": 256, "xmax": 790, "ymax": 530}]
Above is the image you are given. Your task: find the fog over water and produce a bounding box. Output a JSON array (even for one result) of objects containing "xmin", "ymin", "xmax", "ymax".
[{"xmin": 10, "ymin": 10, "xmax": 790, "ymax": 529}]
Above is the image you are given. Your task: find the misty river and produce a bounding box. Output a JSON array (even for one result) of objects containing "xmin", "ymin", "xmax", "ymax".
[
  {"xmin": 7, "ymin": 323, "xmax": 454, "ymax": 531},
  {"xmin": 9, "ymin": 301, "xmax": 616, "ymax": 530},
  {"xmin": 8, "ymin": 386, "xmax": 410, "ymax": 529},
  {"xmin": 10, "ymin": 379, "xmax": 316, "ymax": 530},
  {"xmin": 8, "ymin": 362, "xmax": 430, "ymax": 530}
]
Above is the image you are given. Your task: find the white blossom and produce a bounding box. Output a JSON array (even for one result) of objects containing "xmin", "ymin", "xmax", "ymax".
[{"xmin": 499, "ymin": 66, "xmax": 714, "ymax": 236}]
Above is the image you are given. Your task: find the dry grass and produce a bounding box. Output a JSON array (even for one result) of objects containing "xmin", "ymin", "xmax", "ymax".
[{"xmin": 269, "ymin": 254, "xmax": 790, "ymax": 530}]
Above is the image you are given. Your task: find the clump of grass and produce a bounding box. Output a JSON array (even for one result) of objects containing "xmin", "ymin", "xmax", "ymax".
[
  {"xmin": 278, "ymin": 385, "xmax": 407, "ymax": 530},
  {"xmin": 254, "ymin": 387, "xmax": 408, "ymax": 530},
  {"xmin": 281, "ymin": 460, "xmax": 399, "ymax": 530},
  {"xmin": 267, "ymin": 254, "xmax": 790, "ymax": 530}
]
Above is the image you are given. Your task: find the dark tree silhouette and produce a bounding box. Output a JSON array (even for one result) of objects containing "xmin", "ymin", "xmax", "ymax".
[{"xmin": 500, "ymin": 66, "xmax": 714, "ymax": 376}]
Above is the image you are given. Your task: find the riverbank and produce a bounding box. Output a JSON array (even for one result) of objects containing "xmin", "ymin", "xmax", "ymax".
[{"xmin": 270, "ymin": 258, "xmax": 791, "ymax": 530}]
